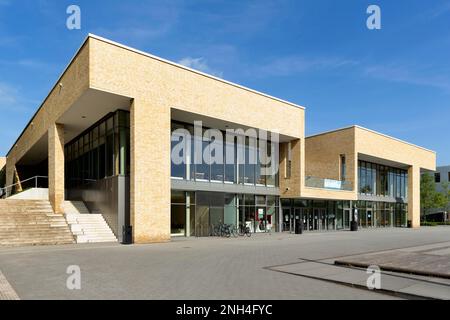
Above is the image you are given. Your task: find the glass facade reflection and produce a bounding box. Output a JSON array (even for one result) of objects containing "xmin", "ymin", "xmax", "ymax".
[
  {"xmin": 170, "ymin": 191, "xmax": 280, "ymax": 236},
  {"xmin": 171, "ymin": 121, "xmax": 279, "ymax": 187},
  {"xmin": 358, "ymin": 160, "xmax": 408, "ymax": 199},
  {"xmin": 65, "ymin": 110, "xmax": 130, "ymax": 188},
  {"xmin": 281, "ymin": 199, "xmax": 408, "ymax": 233},
  {"xmin": 356, "ymin": 201, "xmax": 407, "ymax": 228}
]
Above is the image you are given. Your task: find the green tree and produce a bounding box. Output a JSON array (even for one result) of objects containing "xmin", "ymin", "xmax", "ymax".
[
  {"xmin": 420, "ymin": 173, "xmax": 447, "ymax": 221},
  {"xmin": 433, "ymin": 192, "xmax": 448, "ymax": 211},
  {"xmin": 440, "ymin": 182, "xmax": 450, "ymax": 214}
]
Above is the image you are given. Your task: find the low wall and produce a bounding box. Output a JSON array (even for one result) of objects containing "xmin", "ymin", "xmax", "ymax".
[
  {"xmin": 8, "ymin": 188, "xmax": 49, "ymax": 200},
  {"xmin": 66, "ymin": 176, "xmax": 130, "ymax": 242}
]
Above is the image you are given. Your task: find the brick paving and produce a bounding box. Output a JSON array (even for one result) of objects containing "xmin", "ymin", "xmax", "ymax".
[
  {"xmin": 0, "ymin": 271, "xmax": 19, "ymax": 300},
  {"xmin": 334, "ymin": 241, "xmax": 450, "ymax": 278},
  {"xmin": 0, "ymin": 227, "xmax": 448, "ymax": 300}
]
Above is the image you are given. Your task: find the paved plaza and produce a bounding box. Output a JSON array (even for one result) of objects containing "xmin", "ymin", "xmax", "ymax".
[{"xmin": 0, "ymin": 227, "xmax": 449, "ymax": 300}]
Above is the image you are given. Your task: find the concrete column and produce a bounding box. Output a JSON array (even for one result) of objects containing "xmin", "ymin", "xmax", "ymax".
[
  {"xmin": 5, "ymin": 162, "xmax": 14, "ymax": 187},
  {"xmin": 408, "ymin": 165, "xmax": 420, "ymax": 228},
  {"xmin": 0, "ymin": 157, "xmax": 5, "ymax": 172},
  {"xmin": 186, "ymin": 192, "xmax": 191, "ymax": 237},
  {"xmin": 130, "ymin": 98, "xmax": 171, "ymax": 243},
  {"xmin": 279, "ymin": 139, "xmax": 303, "ymax": 198},
  {"xmin": 5, "ymin": 161, "xmax": 15, "ymax": 196},
  {"xmin": 48, "ymin": 123, "xmax": 65, "ymax": 214}
]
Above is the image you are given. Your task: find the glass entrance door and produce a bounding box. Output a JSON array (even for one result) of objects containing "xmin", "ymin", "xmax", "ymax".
[
  {"xmin": 367, "ymin": 209, "xmax": 373, "ymax": 227},
  {"xmin": 195, "ymin": 205, "xmax": 210, "ymax": 237},
  {"xmin": 308, "ymin": 209, "xmax": 314, "ymax": 230},
  {"xmin": 282, "ymin": 208, "xmax": 291, "ymax": 232},
  {"xmin": 312, "ymin": 209, "xmax": 319, "ymax": 230},
  {"xmin": 294, "ymin": 208, "xmax": 301, "ymax": 233},
  {"xmin": 256, "ymin": 207, "xmax": 267, "ymax": 232},
  {"xmin": 343, "ymin": 209, "xmax": 351, "ymax": 229},
  {"xmin": 320, "ymin": 209, "xmax": 326, "ymax": 230},
  {"xmin": 301, "ymin": 208, "xmax": 308, "ymax": 231}
]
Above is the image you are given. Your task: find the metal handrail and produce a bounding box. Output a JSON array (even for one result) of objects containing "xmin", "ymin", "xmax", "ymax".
[{"xmin": 0, "ymin": 176, "xmax": 48, "ymax": 198}]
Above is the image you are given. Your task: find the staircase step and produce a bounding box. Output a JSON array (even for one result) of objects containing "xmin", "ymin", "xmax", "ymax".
[
  {"xmin": 63, "ymin": 201, "xmax": 118, "ymax": 244},
  {"xmin": 0, "ymin": 199, "xmax": 75, "ymax": 247}
]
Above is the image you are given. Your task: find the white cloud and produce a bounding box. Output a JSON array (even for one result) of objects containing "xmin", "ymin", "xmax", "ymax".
[{"xmin": 178, "ymin": 57, "xmax": 223, "ymax": 78}]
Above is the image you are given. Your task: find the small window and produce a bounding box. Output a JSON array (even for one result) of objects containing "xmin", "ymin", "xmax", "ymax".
[
  {"xmin": 435, "ymin": 173, "xmax": 441, "ymax": 183},
  {"xmin": 287, "ymin": 142, "xmax": 292, "ymax": 179},
  {"xmin": 340, "ymin": 154, "xmax": 346, "ymax": 181}
]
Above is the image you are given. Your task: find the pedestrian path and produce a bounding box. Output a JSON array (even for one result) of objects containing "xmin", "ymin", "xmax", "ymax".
[
  {"xmin": 0, "ymin": 270, "xmax": 19, "ymax": 300},
  {"xmin": 266, "ymin": 242, "xmax": 450, "ymax": 300}
]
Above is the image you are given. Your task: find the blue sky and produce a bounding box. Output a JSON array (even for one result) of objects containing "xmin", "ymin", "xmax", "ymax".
[{"xmin": 0, "ymin": 0, "xmax": 449, "ymax": 165}]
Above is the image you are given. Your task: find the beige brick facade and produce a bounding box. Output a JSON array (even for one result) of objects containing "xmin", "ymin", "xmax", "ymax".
[
  {"xmin": 3, "ymin": 35, "xmax": 436, "ymax": 243},
  {"xmin": 48, "ymin": 123, "xmax": 65, "ymax": 214},
  {"xmin": 303, "ymin": 126, "xmax": 436, "ymax": 226},
  {"xmin": 279, "ymin": 139, "xmax": 305, "ymax": 198},
  {"xmin": 87, "ymin": 36, "xmax": 304, "ymax": 242},
  {"xmin": 303, "ymin": 127, "xmax": 357, "ymax": 201},
  {"xmin": 0, "ymin": 157, "xmax": 5, "ymax": 172}
]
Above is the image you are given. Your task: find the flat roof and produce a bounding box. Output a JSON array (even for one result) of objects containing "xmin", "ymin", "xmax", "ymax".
[
  {"xmin": 88, "ymin": 34, "xmax": 305, "ymax": 110},
  {"xmin": 6, "ymin": 34, "xmax": 305, "ymax": 157},
  {"xmin": 306, "ymin": 125, "xmax": 436, "ymax": 154}
]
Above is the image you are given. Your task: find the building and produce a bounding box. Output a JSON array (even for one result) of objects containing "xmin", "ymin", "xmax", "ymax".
[
  {"xmin": 0, "ymin": 157, "xmax": 5, "ymax": 197},
  {"xmin": 434, "ymin": 165, "xmax": 450, "ymax": 192},
  {"xmin": 427, "ymin": 165, "xmax": 450, "ymax": 221},
  {"xmin": 0, "ymin": 35, "xmax": 436, "ymax": 244}
]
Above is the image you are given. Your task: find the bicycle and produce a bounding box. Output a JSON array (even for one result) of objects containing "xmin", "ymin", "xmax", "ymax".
[
  {"xmin": 228, "ymin": 224, "xmax": 239, "ymax": 238},
  {"xmin": 210, "ymin": 223, "xmax": 222, "ymax": 237},
  {"xmin": 238, "ymin": 224, "xmax": 251, "ymax": 237}
]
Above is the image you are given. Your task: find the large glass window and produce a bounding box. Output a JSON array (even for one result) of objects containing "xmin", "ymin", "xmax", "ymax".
[
  {"xmin": 265, "ymin": 141, "xmax": 277, "ymax": 187},
  {"xmin": 184, "ymin": 192, "xmax": 278, "ymax": 236},
  {"xmin": 171, "ymin": 122, "xmax": 187, "ymax": 179},
  {"xmin": 171, "ymin": 191, "xmax": 187, "ymax": 235},
  {"xmin": 195, "ymin": 128, "xmax": 210, "ymax": 181},
  {"xmin": 209, "ymin": 130, "xmax": 224, "ymax": 182},
  {"xmin": 170, "ymin": 120, "xmax": 279, "ymax": 188},
  {"xmin": 224, "ymin": 135, "xmax": 236, "ymax": 183},
  {"xmin": 358, "ymin": 160, "xmax": 408, "ymax": 199},
  {"xmin": 255, "ymin": 140, "xmax": 265, "ymax": 186},
  {"xmin": 244, "ymin": 136, "xmax": 256, "ymax": 185},
  {"xmin": 224, "ymin": 194, "xmax": 237, "ymax": 226},
  {"xmin": 65, "ymin": 110, "xmax": 130, "ymax": 188},
  {"xmin": 267, "ymin": 195, "xmax": 278, "ymax": 231}
]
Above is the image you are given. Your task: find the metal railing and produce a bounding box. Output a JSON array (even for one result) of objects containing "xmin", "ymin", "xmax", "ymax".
[
  {"xmin": 0, "ymin": 176, "xmax": 48, "ymax": 199},
  {"xmin": 305, "ymin": 176, "xmax": 353, "ymax": 191}
]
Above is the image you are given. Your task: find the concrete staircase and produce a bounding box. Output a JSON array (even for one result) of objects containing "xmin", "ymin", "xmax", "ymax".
[
  {"xmin": 0, "ymin": 199, "xmax": 75, "ymax": 247},
  {"xmin": 64, "ymin": 201, "xmax": 117, "ymax": 243}
]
